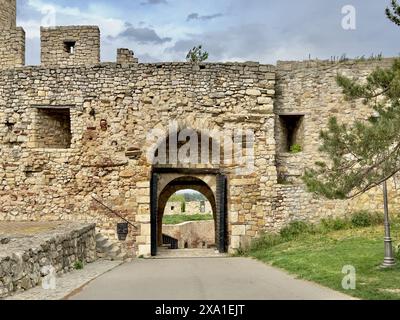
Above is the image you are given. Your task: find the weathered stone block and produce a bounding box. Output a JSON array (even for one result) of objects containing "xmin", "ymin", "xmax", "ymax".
[
  {"xmin": 232, "ymin": 225, "xmax": 246, "ymax": 236},
  {"xmin": 138, "ymin": 245, "xmax": 151, "ymax": 257},
  {"xmin": 246, "ymin": 89, "xmax": 262, "ymax": 96}
]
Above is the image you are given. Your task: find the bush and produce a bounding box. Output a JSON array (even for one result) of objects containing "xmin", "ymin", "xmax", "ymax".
[
  {"xmin": 247, "ymin": 211, "xmax": 386, "ymax": 254},
  {"xmin": 250, "ymin": 233, "xmax": 284, "ymax": 251},
  {"xmin": 320, "ymin": 217, "xmax": 350, "ymax": 232},
  {"xmin": 350, "ymin": 211, "xmax": 383, "ymax": 228},
  {"xmin": 280, "ymin": 221, "xmax": 314, "ymax": 240},
  {"xmin": 395, "ymin": 244, "xmax": 400, "ymax": 260},
  {"xmin": 74, "ymin": 260, "xmax": 84, "ymax": 270},
  {"xmin": 186, "ymin": 45, "xmax": 209, "ymax": 63},
  {"xmin": 290, "ymin": 144, "xmax": 302, "ymax": 153}
]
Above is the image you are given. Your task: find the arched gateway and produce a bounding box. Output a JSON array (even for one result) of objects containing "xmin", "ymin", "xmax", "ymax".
[
  {"xmin": 151, "ymin": 172, "xmax": 227, "ymax": 256},
  {"xmin": 148, "ymin": 127, "xmax": 228, "ymax": 256}
]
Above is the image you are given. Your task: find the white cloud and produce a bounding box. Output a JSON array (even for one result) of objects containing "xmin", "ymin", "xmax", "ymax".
[
  {"xmin": 19, "ymin": 0, "xmax": 129, "ymax": 64},
  {"xmin": 17, "ymin": 0, "xmax": 400, "ymax": 66}
]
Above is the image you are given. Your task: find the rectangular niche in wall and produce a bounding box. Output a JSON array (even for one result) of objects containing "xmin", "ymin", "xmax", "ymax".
[
  {"xmin": 64, "ymin": 41, "xmax": 76, "ymax": 54},
  {"xmin": 34, "ymin": 107, "xmax": 72, "ymax": 149},
  {"xmin": 278, "ymin": 114, "xmax": 305, "ymax": 153}
]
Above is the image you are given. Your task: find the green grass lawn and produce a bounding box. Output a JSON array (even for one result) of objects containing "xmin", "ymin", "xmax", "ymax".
[
  {"xmin": 163, "ymin": 214, "xmax": 213, "ymax": 225},
  {"xmin": 247, "ymin": 219, "xmax": 400, "ymax": 300}
]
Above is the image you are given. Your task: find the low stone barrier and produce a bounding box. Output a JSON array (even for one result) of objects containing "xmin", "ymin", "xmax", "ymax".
[
  {"xmin": 0, "ymin": 222, "xmax": 96, "ymax": 298},
  {"xmin": 163, "ymin": 221, "xmax": 215, "ymax": 249}
]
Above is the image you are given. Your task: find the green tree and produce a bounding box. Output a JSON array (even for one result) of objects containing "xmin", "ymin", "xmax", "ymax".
[
  {"xmin": 169, "ymin": 193, "xmax": 185, "ymax": 203},
  {"xmin": 303, "ymin": 6, "xmax": 400, "ymax": 199},
  {"xmin": 386, "ymin": 0, "xmax": 400, "ymax": 26},
  {"xmin": 184, "ymin": 191, "xmax": 206, "ymax": 202},
  {"xmin": 186, "ymin": 45, "xmax": 209, "ymax": 63}
]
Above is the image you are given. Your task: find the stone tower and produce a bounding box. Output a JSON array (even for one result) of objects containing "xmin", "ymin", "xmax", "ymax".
[
  {"xmin": 0, "ymin": 0, "xmax": 16, "ymax": 29},
  {"xmin": 0, "ymin": 0, "xmax": 25, "ymax": 69}
]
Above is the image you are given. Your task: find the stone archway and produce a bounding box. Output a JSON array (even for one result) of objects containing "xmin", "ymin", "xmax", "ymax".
[
  {"xmin": 157, "ymin": 175, "xmax": 217, "ymax": 247},
  {"xmin": 148, "ymin": 125, "xmax": 228, "ymax": 256},
  {"xmin": 150, "ymin": 169, "xmax": 228, "ymax": 256}
]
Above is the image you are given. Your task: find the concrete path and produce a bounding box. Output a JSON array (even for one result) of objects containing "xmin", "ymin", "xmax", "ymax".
[{"xmin": 70, "ymin": 257, "xmax": 354, "ymax": 300}]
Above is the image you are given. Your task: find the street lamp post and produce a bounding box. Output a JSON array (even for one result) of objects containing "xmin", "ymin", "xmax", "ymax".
[{"xmin": 382, "ymin": 180, "xmax": 396, "ymax": 268}]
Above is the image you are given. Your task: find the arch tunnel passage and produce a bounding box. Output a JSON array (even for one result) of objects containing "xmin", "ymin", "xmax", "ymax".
[
  {"xmin": 151, "ymin": 170, "xmax": 228, "ymax": 256},
  {"xmin": 156, "ymin": 176, "xmax": 217, "ymax": 249}
]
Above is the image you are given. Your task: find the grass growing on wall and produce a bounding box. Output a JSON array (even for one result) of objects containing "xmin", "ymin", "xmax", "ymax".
[
  {"xmin": 163, "ymin": 214, "xmax": 213, "ymax": 225},
  {"xmin": 243, "ymin": 211, "xmax": 400, "ymax": 300}
]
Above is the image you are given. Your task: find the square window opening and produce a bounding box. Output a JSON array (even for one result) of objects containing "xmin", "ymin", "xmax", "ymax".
[
  {"xmin": 64, "ymin": 41, "xmax": 76, "ymax": 54},
  {"xmin": 34, "ymin": 108, "xmax": 72, "ymax": 149},
  {"xmin": 279, "ymin": 115, "xmax": 304, "ymax": 153}
]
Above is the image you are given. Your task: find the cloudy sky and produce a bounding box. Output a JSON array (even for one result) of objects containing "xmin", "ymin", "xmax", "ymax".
[{"xmin": 18, "ymin": 0, "xmax": 399, "ymax": 65}]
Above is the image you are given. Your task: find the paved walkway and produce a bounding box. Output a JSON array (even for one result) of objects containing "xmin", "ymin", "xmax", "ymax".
[
  {"xmin": 6, "ymin": 260, "xmax": 122, "ymax": 300},
  {"xmin": 70, "ymin": 257, "xmax": 354, "ymax": 300},
  {"xmin": 155, "ymin": 248, "xmax": 227, "ymax": 259}
]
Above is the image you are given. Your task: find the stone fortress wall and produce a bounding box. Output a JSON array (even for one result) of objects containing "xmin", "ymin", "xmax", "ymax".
[
  {"xmin": 185, "ymin": 201, "xmax": 213, "ymax": 215},
  {"xmin": 164, "ymin": 202, "xmax": 183, "ymax": 215},
  {"xmin": 272, "ymin": 59, "xmax": 400, "ymax": 228},
  {"xmin": 0, "ymin": 0, "xmax": 398, "ymax": 256},
  {"xmin": 164, "ymin": 200, "xmax": 213, "ymax": 215},
  {"xmin": 0, "ymin": 60, "xmax": 276, "ymax": 256}
]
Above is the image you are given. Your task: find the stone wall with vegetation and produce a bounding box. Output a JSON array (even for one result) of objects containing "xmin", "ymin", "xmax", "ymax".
[
  {"xmin": 0, "ymin": 223, "xmax": 96, "ymax": 298},
  {"xmin": 273, "ymin": 58, "xmax": 399, "ymax": 227}
]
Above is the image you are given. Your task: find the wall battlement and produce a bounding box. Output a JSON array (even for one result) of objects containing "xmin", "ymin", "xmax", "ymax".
[
  {"xmin": 41, "ymin": 26, "xmax": 101, "ymax": 67},
  {"xmin": 276, "ymin": 58, "xmax": 395, "ymax": 72},
  {"xmin": 0, "ymin": 27, "xmax": 25, "ymax": 70},
  {"xmin": 117, "ymin": 48, "xmax": 138, "ymax": 65},
  {"xmin": 0, "ymin": 0, "xmax": 16, "ymax": 29}
]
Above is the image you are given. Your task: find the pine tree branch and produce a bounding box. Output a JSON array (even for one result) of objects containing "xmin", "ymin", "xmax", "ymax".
[
  {"xmin": 348, "ymin": 168, "xmax": 400, "ymax": 199},
  {"xmin": 386, "ymin": 0, "xmax": 400, "ymax": 26}
]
